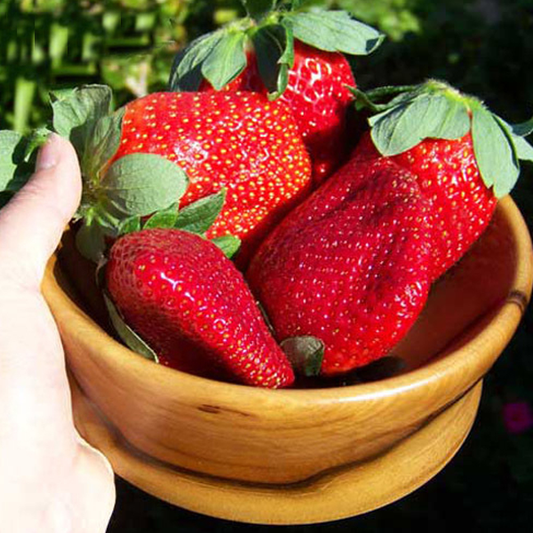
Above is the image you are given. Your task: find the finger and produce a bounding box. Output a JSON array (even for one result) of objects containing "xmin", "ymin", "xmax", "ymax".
[{"xmin": 0, "ymin": 133, "xmax": 82, "ymax": 288}]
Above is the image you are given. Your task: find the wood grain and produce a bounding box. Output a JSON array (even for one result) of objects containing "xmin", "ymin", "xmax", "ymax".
[{"xmin": 42, "ymin": 197, "xmax": 532, "ymax": 495}]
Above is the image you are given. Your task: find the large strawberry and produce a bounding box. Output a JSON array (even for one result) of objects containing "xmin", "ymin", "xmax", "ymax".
[
  {"xmin": 169, "ymin": 1, "xmax": 383, "ymax": 183},
  {"xmin": 247, "ymin": 80, "xmax": 533, "ymax": 377},
  {"xmin": 352, "ymin": 79, "xmax": 533, "ymax": 279},
  {"xmin": 247, "ymin": 155, "xmax": 434, "ymax": 376},
  {"xmin": 16, "ymin": 85, "xmax": 311, "ymax": 264},
  {"xmin": 199, "ymin": 40, "xmax": 357, "ymax": 183},
  {"xmin": 105, "ymin": 228, "xmax": 295, "ymax": 388},
  {"xmin": 110, "ymin": 90, "xmax": 312, "ymax": 261}
]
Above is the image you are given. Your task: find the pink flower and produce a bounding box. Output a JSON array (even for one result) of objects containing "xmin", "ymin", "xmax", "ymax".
[{"xmin": 502, "ymin": 402, "xmax": 533, "ymax": 434}]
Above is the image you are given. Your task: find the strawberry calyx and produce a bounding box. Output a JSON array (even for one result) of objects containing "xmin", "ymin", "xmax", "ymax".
[
  {"xmin": 115, "ymin": 189, "xmax": 241, "ymax": 259},
  {"xmin": 353, "ymin": 79, "xmax": 533, "ymax": 198},
  {"xmin": 0, "ymin": 84, "xmax": 240, "ymax": 263},
  {"xmin": 280, "ymin": 335, "xmax": 325, "ymax": 377},
  {"xmin": 169, "ymin": 0, "xmax": 384, "ymax": 100}
]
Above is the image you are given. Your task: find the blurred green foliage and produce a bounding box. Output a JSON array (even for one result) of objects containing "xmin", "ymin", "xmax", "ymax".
[{"xmin": 1, "ymin": 0, "xmax": 532, "ymax": 132}]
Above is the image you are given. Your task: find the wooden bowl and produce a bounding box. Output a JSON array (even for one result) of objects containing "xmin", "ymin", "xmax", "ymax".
[{"xmin": 42, "ymin": 196, "xmax": 532, "ymax": 524}]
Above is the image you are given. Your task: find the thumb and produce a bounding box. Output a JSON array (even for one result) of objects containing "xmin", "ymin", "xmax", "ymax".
[{"xmin": 0, "ymin": 133, "xmax": 82, "ymax": 288}]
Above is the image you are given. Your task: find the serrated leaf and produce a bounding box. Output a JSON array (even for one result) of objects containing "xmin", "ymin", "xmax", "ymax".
[
  {"xmin": 210, "ymin": 234, "xmax": 241, "ymax": 259},
  {"xmin": 242, "ymin": 0, "xmax": 275, "ymax": 20},
  {"xmin": 174, "ymin": 189, "xmax": 226, "ymax": 234},
  {"xmin": 103, "ymin": 292, "xmax": 159, "ymax": 363},
  {"xmin": 370, "ymin": 93, "xmax": 470, "ymax": 156},
  {"xmin": 285, "ymin": 10, "xmax": 383, "ymax": 55},
  {"xmin": 253, "ymin": 24, "xmax": 293, "ymax": 99},
  {"xmin": 52, "ymin": 85, "xmax": 113, "ymax": 155},
  {"xmin": 101, "ymin": 154, "xmax": 189, "ymax": 217},
  {"xmin": 117, "ymin": 215, "xmax": 142, "ymax": 236},
  {"xmin": 280, "ymin": 336, "xmax": 324, "ymax": 377},
  {"xmin": 0, "ymin": 130, "xmax": 34, "ymax": 193},
  {"xmin": 472, "ymin": 107, "xmax": 520, "ymax": 198},
  {"xmin": 144, "ymin": 203, "xmax": 180, "ymax": 229},
  {"xmin": 201, "ymin": 32, "xmax": 248, "ymax": 90},
  {"xmin": 75, "ymin": 221, "xmax": 107, "ymax": 263},
  {"xmin": 169, "ymin": 31, "xmax": 226, "ymax": 92}
]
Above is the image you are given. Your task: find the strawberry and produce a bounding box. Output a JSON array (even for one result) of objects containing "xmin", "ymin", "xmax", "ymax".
[
  {"xmin": 110, "ymin": 91, "xmax": 312, "ymax": 261},
  {"xmin": 247, "ymin": 80, "xmax": 533, "ymax": 377},
  {"xmin": 352, "ymin": 79, "xmax": 533, "ymax": 280},
  {"xmin": 199, "ymin": 40, "xmax": 357, "ymax": 183},
  {"xmin": 27, "ymin": 85, "xmax": 312, "ymax": 264},
  {"xmin": 169, "ymin": 1, "xmax": 383, "ymax": 183},
  {"xmin": 105, "ymin": 228, "xmax": 295, "ymax": 388},
  {"xmin": 247, "ymin": 155, "xmax": 434, "ymax": 376}
]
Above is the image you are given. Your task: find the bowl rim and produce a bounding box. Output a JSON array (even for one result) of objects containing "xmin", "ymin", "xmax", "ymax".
[{"xmin": 47, "ymin": 196, "xmax": 533, "ymax": 405}]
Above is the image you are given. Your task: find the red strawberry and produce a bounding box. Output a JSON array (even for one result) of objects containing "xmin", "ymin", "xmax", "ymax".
[
  {"xmin": 106, "ymin": 228, "xmax": 295, "ymax": 388},
  {"xmin": 247, "ymin": 155, "xmax": 434, "ymax": 376},
  {"xmin": 246, "ymin": 81, "xmax": 532, "ymax": 377},
  {"xmin": 354, "ymin": 132, "xmax": 496, "ymax": 279},
  {"xmin": 110, "ymin": 91, "xmax": 312, "ymax": 262},
  {"xmin": 353, "ymin": 79, "xmax": 532, "ymax": 280},
  {"xmin": 169, "ymin": 4, "xmax": 383, "ymax": 183},
  {"xmin": 199, "ymin": 40, "xmax": 356, "ymax": 183}
]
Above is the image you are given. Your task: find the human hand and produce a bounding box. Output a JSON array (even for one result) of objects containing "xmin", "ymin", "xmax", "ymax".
[{"xmin": 0, "ymin": 134, "xmax": 115, "ymax": 532}]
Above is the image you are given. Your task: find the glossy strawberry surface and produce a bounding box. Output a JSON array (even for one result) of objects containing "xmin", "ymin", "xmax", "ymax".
[
  {"xmin": 106, "ymin": 229, "xmax": 295, "ymax": 388},
  {"xmin": 111, "ymin": 91, "xmax": 312, "ymax": 259},
  {"xmin": 201, "ymin": 41, "xmax": 356, "ymax": 183},
  {"xmin": 354, "ymin": 132, "xmax": 498, "ymax": 280},
  {"xmin": 247, "ymin": 156, "xmax": 433, "ymax": 376}
]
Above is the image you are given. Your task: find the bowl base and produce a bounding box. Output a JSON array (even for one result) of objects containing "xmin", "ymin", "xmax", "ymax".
[{"xmin": 70, "ymin": 374, "xmax": 482, "ymax": 525}]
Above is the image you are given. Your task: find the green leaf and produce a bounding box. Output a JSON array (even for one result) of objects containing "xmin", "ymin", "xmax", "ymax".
[
  {"xmin": 201, "ymin": 31, "xmax": 248, "ymax": 90},
  {"xmin": 174, "ymin": 189, "xmax": 226, "ymax": 234},
  {"xmin": 51, "ymin": 85, "xmax": 113, "ymax": 155},
  {"xmin": 496, "ymin": 117, "xmax": 533, "ymax": 164},
  {"xmin": 144, "ymin": 203, "xmax": 180, "ymax": 229},
  {"xmin": 75, "ymin": 221, "xmax": 107, "ymax": 263},
  {"xmin": 83, "ymin": 108, "xmax": 125, "ymax": 180},
  {"xmin": 210, "ymin": 234, "xmax": 241, "ymax": 259},
  {"xmin": 512, "ymin": 135, "xmax": 533, "ymax": 162},
  {"xmin": 281, "ymin": 336, "xmax": 324, "ymax": 377},
  {"xmin": 512, "ymin": 117, "xmax": 533, "ymax": 138},
  {"xmin": 369, "ymin": 93, "xmax": 470, "ymax": 156},
  {"xmin": 103, "ymin": 292, "xmax": 159, "ymax": 363},
  {"xmin": 117, "ymin": 215, "xmax": 142, "ymax": 236},
  {"xmin": 253, "ymin": 24, "xmax": 293, "ymax": 99},
  {"xmin": 471, "ymin": 107, "xmax": 520, "ymax": 198},
  {"xmin": 0, "ymin": 130, "xmax": 35, "ymax": 194},
  {"xmin": 285, "ymin": 10, "xmax": 384, "ymax": 55},
  {"xmin": 101, "ymin": 154, "xmax": 189, "ymax": 217},
  {"xmin": 169, "ymin": 31, "xmax": 226, "ymax": 92},
  {"xmin": 242, "ymin": 0, "xmax": 276, "ymax": 21}
]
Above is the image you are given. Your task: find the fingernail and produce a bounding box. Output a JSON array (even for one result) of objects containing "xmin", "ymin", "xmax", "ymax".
[{"xmin": 35, "ymin": 133, "xmax": 60, "ymax": 171}]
